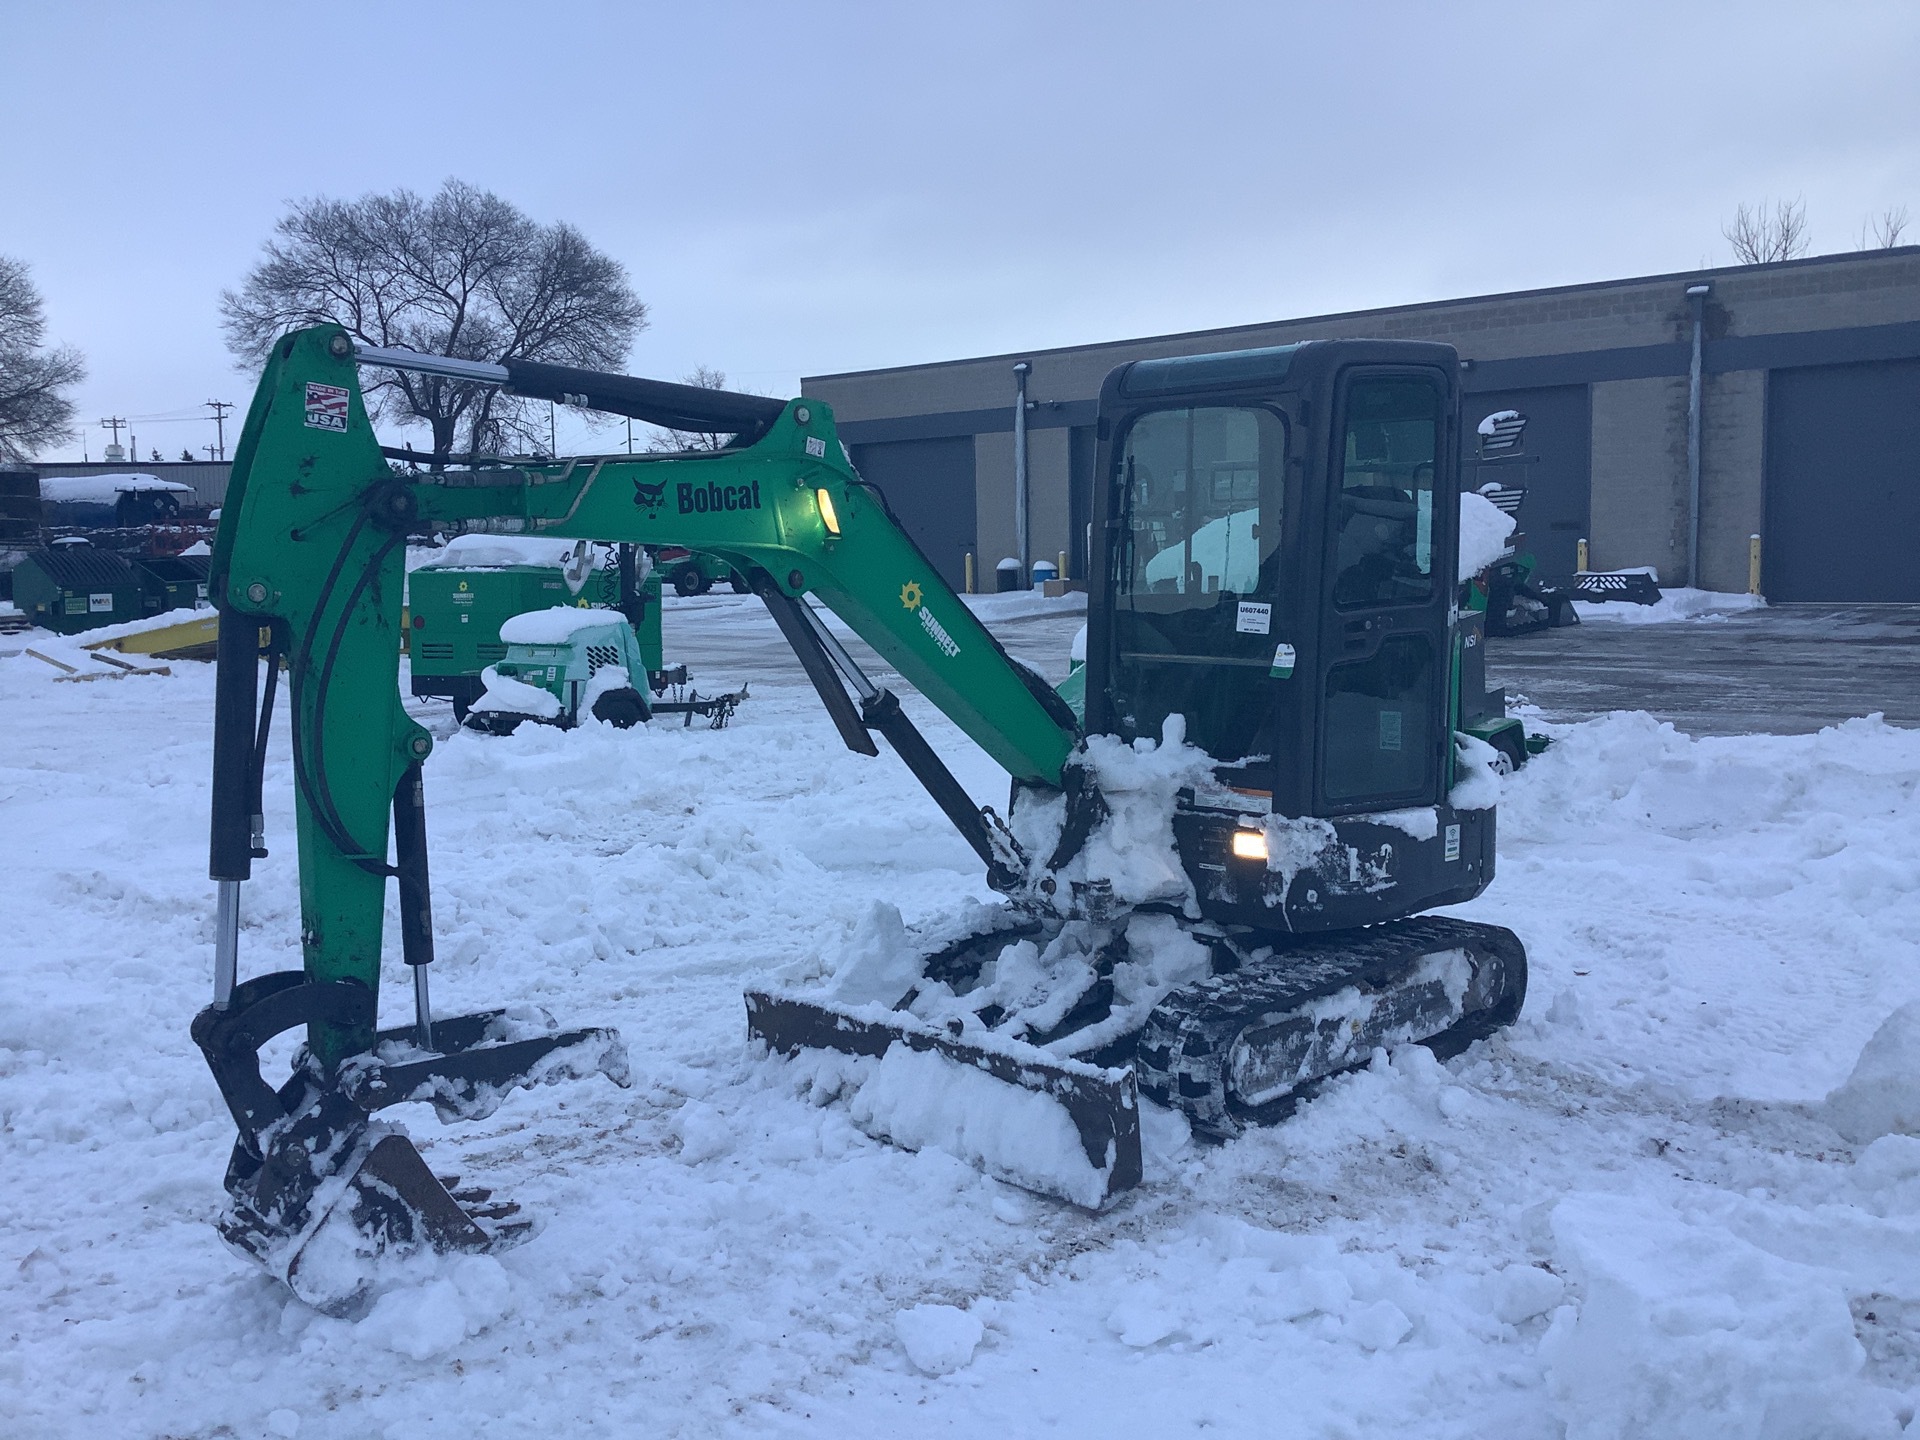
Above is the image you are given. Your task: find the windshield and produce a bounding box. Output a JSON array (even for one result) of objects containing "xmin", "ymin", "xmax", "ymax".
[{"xmin": 1110, "ymin": 405, "xmax": 1287, "ymax": 763}]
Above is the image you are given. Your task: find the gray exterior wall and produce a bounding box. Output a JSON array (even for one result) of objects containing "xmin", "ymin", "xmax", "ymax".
[{"xmin": 804, "ymin": 248, "xmax": 1920, "ymax": 591}]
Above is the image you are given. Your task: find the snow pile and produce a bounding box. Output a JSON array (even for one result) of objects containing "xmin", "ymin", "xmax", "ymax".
[
  {"xmin": 38, "ymin": 473, "xmax": 192, "ymax": 503},
  {"xmin": 1014, "ymin": 715, "xmax": 1217, "ymax": 909},
  {"xmin": 1827, "ymin": 1003, "xmax": 1920, "ymax": 1144},
  {"xmin": 961, "ymin": 588, "xmax": 1088, "ymax": 622},
  {"xmin": 894, "ymin": 1302, "xmax": 985, "ymax": 1374},
  {"xmin": 355, "ymin": 1255, "xmax": 516, "ymax": 1361},
  {"xmin": 411, "ymin": 534, "xmax": 593, "ymax": 573},
  {"xmin": 471, "ymin": 664, "xmax": 561, "ymax": 718},
  {"xmin": 67, "ymin": 606, "xmax": 210, "ymax": 647},
  {"xmin": 1575, "ymin": 586, "xmax": 1766, "ymax": 624},
  {"xmin": 838, "ymin": 1043, "xmax": 1118, "ymax": 1209},
  {"xmin": 497, "ymin": 605, "xmax": 620, "ymax": 645},
  {"xmin": 1458, "ymin": 489, "xmax": 1517, "ymax": 581},
  {"xmin": 1542, "ymin": 1193, "xmax": 1883, "ymax": 1439}
]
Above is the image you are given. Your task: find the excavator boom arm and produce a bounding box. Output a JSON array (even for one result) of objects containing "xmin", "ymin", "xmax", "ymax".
[{"xmin": 210, "ymin": 325, "xmax": 1076, "ymax": 1060}]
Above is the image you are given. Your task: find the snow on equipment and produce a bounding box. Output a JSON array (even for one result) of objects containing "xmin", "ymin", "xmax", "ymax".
[
  {"xmin": 467, "ymin": 606, "xmax": 744, "ymax": 733},
  {"xmin": 199, "ymin": 328, "xmax": 1530, "ymax": 1306},
  {"xmin": 1463, "ymin": 412, "xmax": 1578, "ymax": 636},
  {"xmin": 409, "ymin": 535, "xmax": 745, "ymax": 728}
]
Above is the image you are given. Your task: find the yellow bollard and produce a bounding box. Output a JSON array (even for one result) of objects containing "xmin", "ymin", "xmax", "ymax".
[
  {"xmin": 964, "ymin": 552, "xmax": 975, "ymax": 594},
  {"xmin": 1576, "ymin": 538, "xmax": 1589, "ymax": 574},
  {"xmin": 1748, "ymin": 534, "xmax": 1762, "ymax": 597},
  {"xmin": 1058, "ymin": 550, "xmax": 1069, "ymax": 583}
]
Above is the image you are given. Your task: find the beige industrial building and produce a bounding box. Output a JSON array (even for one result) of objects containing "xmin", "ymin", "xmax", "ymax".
[{"xmin": 803, "ymin": 248, "xmax": 1920, "ymax": 603}]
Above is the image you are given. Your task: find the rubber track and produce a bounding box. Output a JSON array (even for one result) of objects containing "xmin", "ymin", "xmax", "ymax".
[{"xmin": 1135, "ymin": 916, "xmax": 1527, "ymax": 1138}]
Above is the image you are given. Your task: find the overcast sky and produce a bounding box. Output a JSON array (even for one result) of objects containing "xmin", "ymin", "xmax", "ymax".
[{"xmin": 5, "ymin": 1, "xmax": 1917, "ymax": 460}]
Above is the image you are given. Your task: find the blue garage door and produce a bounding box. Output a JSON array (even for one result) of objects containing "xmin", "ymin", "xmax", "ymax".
[
  {"xmin": 848, "ymin": 436, "xmax": 978, "ymax": 592},
  {"xmin": 1765, "ymin": 359, "xmax": 1920, "ymax": 602}
]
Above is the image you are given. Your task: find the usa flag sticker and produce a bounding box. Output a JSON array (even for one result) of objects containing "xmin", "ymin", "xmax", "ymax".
[{"xmin": 304, "ymin": 382, "xmax": 350, "ymax": 431}]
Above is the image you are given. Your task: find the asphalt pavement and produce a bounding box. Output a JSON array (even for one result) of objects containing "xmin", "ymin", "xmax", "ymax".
[{"xmin": 1486, "ymin": 604, "xmax": 1920, "ymax": 736}]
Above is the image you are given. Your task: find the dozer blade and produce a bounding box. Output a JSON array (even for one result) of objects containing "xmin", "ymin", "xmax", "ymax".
[{"xmin": 746, "ymin": 988, "xmax": 1142, "ymax": 1210}]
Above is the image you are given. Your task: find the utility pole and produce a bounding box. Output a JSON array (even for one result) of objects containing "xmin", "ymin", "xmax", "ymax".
[
  {"xmin": 205, "ymin": 400, "xmax": 235, "ymax": 462},
  {"xmin": 100, "ymin": 416, "xmax": 128, "ymax": 458}
]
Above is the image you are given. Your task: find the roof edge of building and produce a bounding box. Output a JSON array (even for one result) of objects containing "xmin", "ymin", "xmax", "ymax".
[{"xmin": 803, "ymin": 244, "xmax": 1920, "ymax": 386}]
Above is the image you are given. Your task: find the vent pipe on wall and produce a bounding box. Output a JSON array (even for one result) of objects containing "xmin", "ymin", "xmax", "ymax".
[
  {"xmin": 1013, "ymin": 361, "xmax": 1032, "ymax": 583},
  {"xmin": 1686, "ymin": 282, "xmax": 1711, "ymax": 586}
]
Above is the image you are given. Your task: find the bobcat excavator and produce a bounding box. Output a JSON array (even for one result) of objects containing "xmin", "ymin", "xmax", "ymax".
[{"xmin": 196, "ymin": 324, "xmax": 1528, "ymax": 1311}]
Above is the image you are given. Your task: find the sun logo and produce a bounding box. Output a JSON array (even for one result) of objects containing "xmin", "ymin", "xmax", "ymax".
[{"xmin": 899, "ymin": 581, "xmax": 923, "ymax": 611}]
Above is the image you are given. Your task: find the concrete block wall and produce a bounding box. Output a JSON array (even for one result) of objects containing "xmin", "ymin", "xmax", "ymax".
[
  {"xmin": 1589, "ymin": 377, "xmax": 1689, "ymax": 581},
  {"xmin": 1699, "ymin": 370, "xmax": 1767, "ymax": 593},
  {"xmin": 970, "ymin": 428, "xmax": 1073, "ymax": 585}
]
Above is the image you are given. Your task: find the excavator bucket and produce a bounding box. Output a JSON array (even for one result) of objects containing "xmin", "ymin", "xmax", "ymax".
[
  {"xmin": 218, "ymin": 1114, "xmax": 506, "ymax": 1316},
  {"xmin": 194, "ymin": 976, "xmax": 628, "ymax": 1314},
  {"xmin": 746, "ymin": 987, "xmax": 1142, "ymax": 1210}
]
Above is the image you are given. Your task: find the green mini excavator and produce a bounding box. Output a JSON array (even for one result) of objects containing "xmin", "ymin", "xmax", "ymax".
[{"xmin": 196, "ymin": 325, "xmax": 1529, "ymax": 1310}]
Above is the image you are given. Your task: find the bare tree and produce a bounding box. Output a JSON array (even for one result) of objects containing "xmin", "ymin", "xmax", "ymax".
[
  {"xmin": 1723, "ymin": 198, "xmax": 1811, "ymax": 265},
  {"xmin": 1859, "ymin": 204, "xmax": 1911, "ymax": 249},
  {"xmin": 222, "ymin": 180, "xmax": 647, "ymax": 461},
  {"xmin": 644, "ymin": 366, "xmax": 756, "ymax": 452},
  {"xmin": 0, "ymin": 256, "xmax": 86, "ymax": 462}
]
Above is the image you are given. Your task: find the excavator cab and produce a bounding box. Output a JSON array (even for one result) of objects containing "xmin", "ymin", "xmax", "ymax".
[{"xmin": 1087, "ymin": 341, "xmax": 1506, "ymax": 933}]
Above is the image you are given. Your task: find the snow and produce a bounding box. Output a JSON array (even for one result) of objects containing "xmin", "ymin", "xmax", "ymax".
[
  {"xmin": 1541, "ymin": 1193, "xmax": 1884, "ymax": 1439},
  {"xmin": 68, "ymin": 606, "xmax": 209, "ymax": 646},
  {"xmin": 36, "ymin": 472, "xmax": 193, "ymax": 503},
  {"xmin": 894, "ymin": 1302, "xmax": 984, "ymax": 1374},
  {"xmin": 1459, "ymin": 488, "xmax": 1518, "ymax": 581},
  {"xmin": 1575, "ymin": 586, "xmax": 1768, "ymax": 624},
  {"xmin": 1477, "ymin": 409, "xmax": 1522, "ymax": 437},
  {"xmin": 496, "ymin": 605, "xmax": 620, "ymax": 645},
  {"xmin": 411, "ymin": 534, "xmax": 595, "ymax": 573},
  {"xmin": 4, "ymin": 593, "xmax": 1920, "ymax": 1438},
  {"xmin": 470, "ymin": 664, "xmax": 561, "ymax": 718},
  {"xmin": 1826, "ymin": 1003, "xmax": 1920, "ymax": 1144}
]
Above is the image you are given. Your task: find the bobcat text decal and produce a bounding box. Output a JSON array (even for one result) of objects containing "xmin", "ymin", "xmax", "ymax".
[{"xmin": 678, "ymin": 480, "xmax": 762, "ymax": 514}]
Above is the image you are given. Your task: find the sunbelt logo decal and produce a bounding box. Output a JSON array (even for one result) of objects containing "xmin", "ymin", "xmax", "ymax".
[{"xmin": 900, "ymin": 580, "xmax": 960, "ymax": 658}]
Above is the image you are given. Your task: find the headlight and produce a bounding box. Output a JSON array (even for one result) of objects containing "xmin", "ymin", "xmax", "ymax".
[
  {"xmin": 1230, "ymin": 829, "xmax": 1268, "ymax": 862},
  {"xmin": 816, "ymin": 487, "xmax": 841, "ymax": 536}
]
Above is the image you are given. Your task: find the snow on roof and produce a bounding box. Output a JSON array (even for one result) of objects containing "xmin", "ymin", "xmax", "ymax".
[
  {"xmin": 411, "ymin": 534, "xmax": 595, "ymax": 573},
  {"xmin": 498, "ymin": 605, "xmax": 626, "ymax": 645},
  {"xmin": 37, "ymin": 473, "xmax": 195, "ymax": 504}
]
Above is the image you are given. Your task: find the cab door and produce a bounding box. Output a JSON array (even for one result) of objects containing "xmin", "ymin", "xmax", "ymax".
[{"xmin": 1315, "ymin": 367, "xmax": 1457, "ymax": 815}]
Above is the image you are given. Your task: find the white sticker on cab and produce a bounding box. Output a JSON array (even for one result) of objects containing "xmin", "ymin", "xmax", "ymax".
[{"xmin": 1236, "ymin": 601, "xmax": 1272, "ymax": 635}]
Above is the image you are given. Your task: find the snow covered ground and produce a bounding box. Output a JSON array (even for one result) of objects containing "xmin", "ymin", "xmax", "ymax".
[{"xmin": 4, "ymin": 591, "xmax": 1919, "ymax": 1439}]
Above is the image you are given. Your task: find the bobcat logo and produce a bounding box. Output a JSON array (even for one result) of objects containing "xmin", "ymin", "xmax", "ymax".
[{"xmin": 632, "ymin": 477, "xmax": 669, "ymax": 513}]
